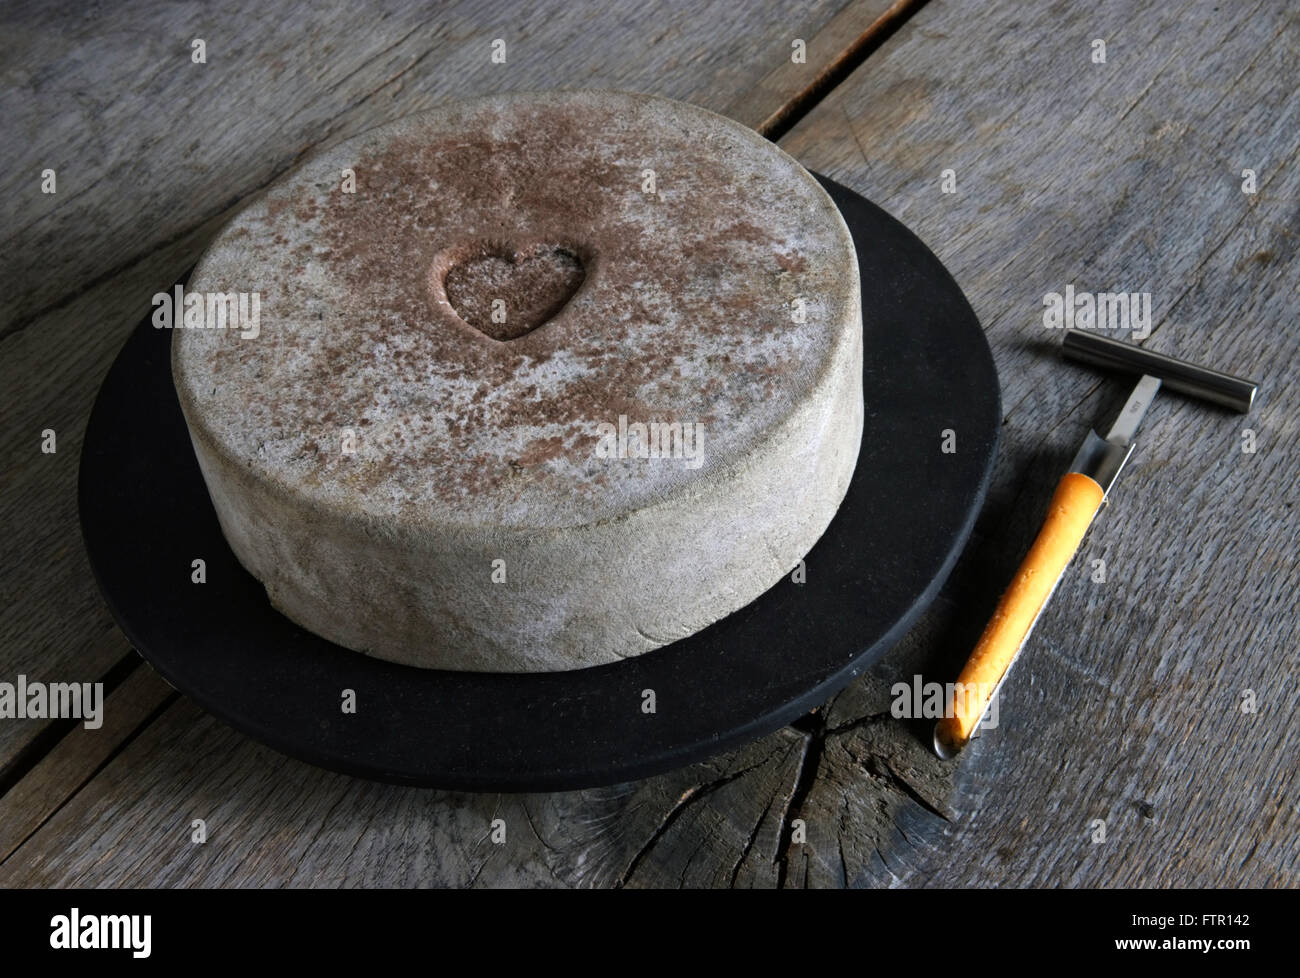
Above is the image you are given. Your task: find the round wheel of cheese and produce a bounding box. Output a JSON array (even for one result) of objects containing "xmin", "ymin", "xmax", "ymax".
[{"xmin": 172, "ymin": 90, "xmax": 863, "ymax": 672}]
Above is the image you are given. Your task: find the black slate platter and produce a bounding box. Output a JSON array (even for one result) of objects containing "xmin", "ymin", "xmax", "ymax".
[{"xmin": 78, "ymin": 174, "xmax": 1000, "ymax": 791}]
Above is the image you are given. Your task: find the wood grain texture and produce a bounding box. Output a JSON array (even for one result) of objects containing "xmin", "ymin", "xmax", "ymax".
[
  {"xmin": 3, "ymin": 0, "xmax": 1298, "ymax": 888},
  {"xmin": 0, "ymin": 660, "xmax": 174, "ymax": 863},
  {"xmin": 779, "ymin": 0, "xmax": 1300, "ymax": 886},
  {"xmin": 0, "ymin": 205, "xmax": 251, "ymax": 775},
  {"xmin": 0, "ymin": 0, "xmax": 857, "ymax": 772},
  {"xmin": 0, "ymin": 0, "xmax": 850, "ymax": 334},
  {"xmin": 724, "ymin": 0, "xmax": 915, "ymax": 135},
  {"xmin": 0, "ymin": 697, "xmax": 810, "ymax": 888}
]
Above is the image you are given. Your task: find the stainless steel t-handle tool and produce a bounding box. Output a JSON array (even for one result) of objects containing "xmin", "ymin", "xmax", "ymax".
[{"xmin": 933, "ymin": 331, "xmax": 1259, "ymax": 759}]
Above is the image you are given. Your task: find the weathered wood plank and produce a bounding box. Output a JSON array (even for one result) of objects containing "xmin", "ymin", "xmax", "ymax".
[
  {"xmin": 776, "ymin": 0, "xmax": 1300, "ymax": 886},
  {"xmin": 0, "ymin": 661, "xmax": 174, "ymax": 863},
  {"xmin": 725, "ymin": 0, "xmax": 916, "ymax": 135},
  {"xmin": 0, "ymin": 207, "xmax": 238, "ymax": 775},
  {"xmin": 0, "ymin": 0, "xmax": 856, "ymax": 336},
  {"xmin": 5, "ymin": 0, "xmax": 1297, "ymax": 888},
  {"xmin": 0, "ymin": 0, "xmax": 867, "ymax": 774},
  {"xmin": 0, "ymin": 696, "xmax": 809, "ymax": 887}
]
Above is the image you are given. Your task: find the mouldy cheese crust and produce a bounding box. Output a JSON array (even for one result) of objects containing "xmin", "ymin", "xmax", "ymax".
[{"xmin": 172, "ymin": 90, "xmax": 864, "ymax": 672}]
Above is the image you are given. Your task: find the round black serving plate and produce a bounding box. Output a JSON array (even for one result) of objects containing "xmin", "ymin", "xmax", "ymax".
[{"xmin": 79, "ymin": 174, "xmax": 1000, "ymax": 791}]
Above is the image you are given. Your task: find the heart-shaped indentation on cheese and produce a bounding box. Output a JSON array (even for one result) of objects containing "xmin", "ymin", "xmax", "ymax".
[{"xmin": 437, "ymin": 242, "xmax": 587, "ymax": 341}]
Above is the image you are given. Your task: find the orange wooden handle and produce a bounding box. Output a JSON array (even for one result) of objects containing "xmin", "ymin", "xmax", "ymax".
[{"xmin": 936, "ymin": 471, "xmax": 1105, "ymax": 753}]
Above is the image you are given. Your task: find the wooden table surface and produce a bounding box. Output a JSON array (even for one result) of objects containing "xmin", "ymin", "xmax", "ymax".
[{"xmin": 1, "ymin": 0, "xmax": 1296, "ymax": 887}]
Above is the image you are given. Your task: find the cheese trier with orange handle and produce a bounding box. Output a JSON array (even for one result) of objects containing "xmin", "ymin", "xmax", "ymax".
[{"xmin": 933, "ymin": 332, "xmax": 1259, "ymax": 759}]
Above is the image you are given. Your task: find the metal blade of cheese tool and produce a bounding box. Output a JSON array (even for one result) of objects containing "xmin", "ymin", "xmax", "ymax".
[
  {"xmin": 1067, "ymin": 375, "xmax": 1162, "ymax": 497},
  {"xmin": 1106, "ymin": 373, "xmax": 1162, "ymax": 445}
]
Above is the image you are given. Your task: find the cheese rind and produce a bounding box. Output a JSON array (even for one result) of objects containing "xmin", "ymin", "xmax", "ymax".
[{"xmin": 173, "ymin": 91, "xmax": 863, "ymax": 672}]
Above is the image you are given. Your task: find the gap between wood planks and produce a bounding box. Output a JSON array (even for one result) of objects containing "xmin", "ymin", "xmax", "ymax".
[
  {"xmin": 0, "ymin": 651, "xmax": 139, "ymax": 801},
  {"xmin": 0, "ymin": 0, "xmax": 933, "ymax": 842},
  {"xmin": 742, "ymin": 0, "xmax": 927, "ymax": 141},
  {"xmin": 0, "ymin": 658, "xmax": 177, "ymax": 865}
]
